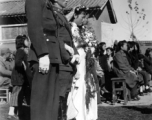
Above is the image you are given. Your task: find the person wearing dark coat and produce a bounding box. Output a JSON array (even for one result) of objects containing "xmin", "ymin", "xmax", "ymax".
[
  {"xmin": 127, "ymin": 41, "xmax": 150, "ymax": 95},
  {"xmin": 51, "ymin": 2, "xmax": 79, "ymax": 119},
  {"xmin": 144, "ymin": 48, "xmax": 152, "ymax": 75},
  {"xmin": 52, "ymin": 3, "xmax": 78, "ymax": 97},
  {"xmin": 8, "ymin": 35, "xmax": 30, "ymax": 120},
  {"xmin": 113, "ymin": 40, "xmax": 139, "ymax": 99},
  {"xmin": 97, "ymin": 42, "xmax": 110, "ymax": 94},
  {"xmin": 26, "ymin": 0, "xmax": 79, "ymax": 120},
  {"xmin": 143, "ymin": 48, "xmax": 152, "ymax": 92}
]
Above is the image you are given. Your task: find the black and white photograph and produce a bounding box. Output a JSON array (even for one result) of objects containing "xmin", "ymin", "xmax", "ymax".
[{"xmin": 0, "ymin": 0, "xmax": 152, "ymax": 120}]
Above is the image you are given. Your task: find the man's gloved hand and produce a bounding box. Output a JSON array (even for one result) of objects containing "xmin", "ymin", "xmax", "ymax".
[{"xmin": 39, "ymin": 55, "xmax": 50, "ymax": 74}]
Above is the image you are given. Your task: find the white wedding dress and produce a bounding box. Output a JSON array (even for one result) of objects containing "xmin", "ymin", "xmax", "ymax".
[{"xmin": 67, "ymin": 48, "xmax": 98, "ymax": 120}]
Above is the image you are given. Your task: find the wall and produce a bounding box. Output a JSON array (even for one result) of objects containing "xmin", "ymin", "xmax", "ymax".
[{"xmin": 0, "ymin": 24, "xmax": 27, "ymax": 51}]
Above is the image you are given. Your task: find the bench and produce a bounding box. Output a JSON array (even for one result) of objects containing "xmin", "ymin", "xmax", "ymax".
[
  {"xmin": 0, "ymin": 88, "xmax": 9, "ymax": 103},
  {"xmin": 111, "ymin": 78, "xmax": 131, "ymax": 105}
]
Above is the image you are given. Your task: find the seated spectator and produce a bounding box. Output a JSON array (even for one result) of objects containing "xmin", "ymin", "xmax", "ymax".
[
  {"xmin": 127, "ymin": 41, "xmax": 150, "ymax": 95},
  {"xmin": 113, "ymin": 40, "xmax": 118, "ymax": 55},
  {"xmin": 143, "ymin": 48, "xmax": 152, "ymax": 92},
  {"xmin": 95, "ymin": 42, "xmax": 109, "ymax": 94},
  {"xmin": 0, "ymin": 48, "xmax": 12, "ymax": 88},
  {"xmin": 5, "ymin": 50, "xmax": 16, "ymax": 72},
  {"xmin": 94, "ymin": 57, "xmax": 105, "ymax": 95},
  {"xmin": 144, "ymin": 48, "xmax": 152, "ymax": 75},
  {"xmin": 106, "ymin": 47, "xmax": 114, "ymax": 72},
  {"xmin": 105, "ymin": 47, "xmax": 115, "ymax": 93},
  {"xmin": 98, "ymin": 42, "xmax": 109, "ymax": 72},
  {"xmin": 113, "ymin": 40, "xmax": 140, "ymax": 100}
]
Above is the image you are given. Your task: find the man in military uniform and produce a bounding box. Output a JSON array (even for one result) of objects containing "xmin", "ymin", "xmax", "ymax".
[
  {"xmin": 26, "ymin": 0, "xmax": 79, "ymax": 120},
  {"xmin": 51, "ymin": 1, "xmax": 79, "ymax": 119}
]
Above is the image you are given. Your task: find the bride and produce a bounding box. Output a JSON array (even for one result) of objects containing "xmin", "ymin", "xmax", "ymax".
[{"xmin": 66, "ymin": 11, "xmax": 98, "ymax": 120}]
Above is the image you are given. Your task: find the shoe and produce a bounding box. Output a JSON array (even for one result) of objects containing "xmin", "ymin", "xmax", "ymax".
[
  {"xmin": 145, "ymin": 88, "xmax": 152, "ymax": 93},
  {"xmin": 102, "ymin": 87, "xmax": 109, "ymax": 93},
  {"xmin": 131, "ymin": 96, "xmax": 140, "ymax": 101},
  {"xmin": 139, "ymin": 92, "xmax": 144, "ymax": 96},
  {"xmin": 7, "ymin": 115, "xmax": 19, "ymax": 120}
]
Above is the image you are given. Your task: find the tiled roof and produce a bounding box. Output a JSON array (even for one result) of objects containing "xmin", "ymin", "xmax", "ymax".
[
  {"xmin": 66, "ymin": 0, "xmax": 108, "ymax": 8},
  {"xmin": 0, "ymin": 0, "xmax": 109, "ymax": 17},
  {"xmin": 0, "ymin": 0, "xmax": 25, "ymax": 16}
]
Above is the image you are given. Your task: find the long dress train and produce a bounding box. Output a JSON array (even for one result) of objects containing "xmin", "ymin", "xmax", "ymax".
[{"xmin": 67, "ymin": 48, "xmax": 98, "ymax": 120}]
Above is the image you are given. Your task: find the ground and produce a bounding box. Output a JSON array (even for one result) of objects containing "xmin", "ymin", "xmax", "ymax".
[
  {"xmin": 0, "ymin": 103, "xmax": 152, "ymax": 120},
  {"xmin": 0, "ymin": 90, "xmax": 152, "ymax": 120},
  {"xmin": 1, "ymin": 64, "xmax": 152, "ymax": 120},
  {"xmin": 98, "ymin": 105, "xmax": 152, "ymax": 120}
]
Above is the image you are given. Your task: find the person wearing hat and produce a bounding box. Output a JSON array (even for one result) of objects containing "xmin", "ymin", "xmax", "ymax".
[
  {"xmin": 26, "ymin": 0, "xmax": 79, "ymax": 120},
  {"xmin": 50, "ymin": 1, "xmax": 81, "ymax": 119},
  {"xmin": 0, "ymin": 48, "xmax": 12, "ymax": 89}
]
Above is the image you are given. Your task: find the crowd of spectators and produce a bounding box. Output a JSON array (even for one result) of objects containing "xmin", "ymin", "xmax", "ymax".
[
  {"xmin": 0, "ymin": 37, "xmax": 152, "ymax": 118},
  {"xmin": 95, "ymin": 40, "xmax": 152, "ymax": 102},
  {"xmin": 1, "ymin": 39, "xmax": 152, "ymax": 103}
]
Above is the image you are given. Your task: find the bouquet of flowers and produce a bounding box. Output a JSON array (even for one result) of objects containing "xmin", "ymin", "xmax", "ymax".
[
  {"xmin": 71, "ymin": 22, "xmax": 98, "ymax": 110},
  {"xmin": 71, "ymin": 22, "xmax": 97, "ymax": 48},
  {"xmin": 80, "ymin": 25, "xmax": 97, "ymax": 47}
]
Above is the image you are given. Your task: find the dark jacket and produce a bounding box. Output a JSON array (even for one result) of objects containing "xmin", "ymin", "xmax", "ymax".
[
  {"xmin": 53, "ymin": 6, "xmax": 78, "ymax": 71},
  {"xmin": 127, "ymin": 52, "xmax": 138, "ymax": 70},
  {"xmin": 11, "ymin": 49, "xmax": 28, "ymax": 85},
  {"xmin": 113, "ymin": 50, "xmax": 137, "ymax": 88},
  {"xmin": 26, "ymin": 0, "xmax": 70, "ymax": 64},
  {"xmin": 144, "ymin": 56, "xmax": 152, "ymax": 75},
  {"xmin": 99, "ymin": 55, "xmax": 109, "ymax": 72}
]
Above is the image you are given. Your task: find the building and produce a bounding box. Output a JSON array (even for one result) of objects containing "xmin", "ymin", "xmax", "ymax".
[{"xmin": 0, "ymin": 0, "xmax": 117, "ymax": 51}]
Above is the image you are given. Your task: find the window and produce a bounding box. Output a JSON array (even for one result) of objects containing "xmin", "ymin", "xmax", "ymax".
[{"xmin": 0, "ymin": 24, "xmax": 27, "ymax": 43}]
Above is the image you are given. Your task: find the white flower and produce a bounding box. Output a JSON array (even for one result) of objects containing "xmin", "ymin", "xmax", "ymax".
[
  {"xmin": 87, "ymin": 32, "xmax": 93, "ymax": 37},
  {"xmin": 71, "ymin": 22, "xmax": 80, "ymax": 38},
  {"xmin": 88, "ymin": 42, "xmax": 92, "ymax": 47},
  {"xmin": 85, "ymin": 38, "xmax": 90, "ymax": 43}
]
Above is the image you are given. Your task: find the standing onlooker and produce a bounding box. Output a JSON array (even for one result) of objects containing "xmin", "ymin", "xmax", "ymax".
[
  {"xmin": 8, "ymin": 35, "xmax": 30, "ymax": 119},
  {"xmin": 5, "ymin": 50, "xmax": 16, "ymax": 72},
  {"xmin": 105, "ymin": 47, "xmax": 115, "ymax": 93}
]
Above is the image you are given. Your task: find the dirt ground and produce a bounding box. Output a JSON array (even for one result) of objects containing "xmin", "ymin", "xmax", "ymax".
[
  {"xmin": 0, "ymin": 103, "xmax": 152, "ymax": 120},
  {"xmin": 0, "ymin": 86, "xmax": 152, "ymax": 120}
]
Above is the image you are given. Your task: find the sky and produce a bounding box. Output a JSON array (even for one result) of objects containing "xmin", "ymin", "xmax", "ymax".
[{"xmin": 112, "ymin": 0, "xmax": 152, "ymax": 41}]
